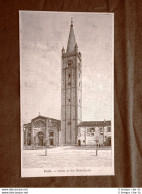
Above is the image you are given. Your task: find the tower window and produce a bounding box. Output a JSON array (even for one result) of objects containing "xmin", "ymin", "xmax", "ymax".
[
  {"xmin": 49, "ymin": 131, "xmax": 54, "ymax": 137},
  {"xmin": 79, "ymin": 73, "xmax": 80, "ymax": 78},
  {"xmin": 68, "ymin": 60, "xmax": 72, "ymax": 67},
  {"xmin": 79, "ymin": 82, "xmax": 81, "ymax": 87},
  {"xmin": 68, "ymin": 82, "xmax": 71, "ymax": 86},
  {"xmin": 68, "ymin": 99, "xmax": 71, "ymax": 102},
  {"xmin": 79, "ymin": 99, "xmax": 80, "ymax": 103},
  {"xmin": 68, "ymin": 121, "xmax": 71, "ymax": 125},
  {"xmin": 68, "ymin": 74, "xmax": 71, "ymax": 78}
]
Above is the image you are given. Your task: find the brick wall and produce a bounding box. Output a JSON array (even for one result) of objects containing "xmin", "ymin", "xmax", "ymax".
[{"xmin": 61, "ymin": 52, "xmax": 82, "ymax": 145}]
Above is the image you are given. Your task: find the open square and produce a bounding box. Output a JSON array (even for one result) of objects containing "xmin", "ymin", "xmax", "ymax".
[{"xmin": 23, "ymin": 146, "xmax": 112, "ymax": 168}]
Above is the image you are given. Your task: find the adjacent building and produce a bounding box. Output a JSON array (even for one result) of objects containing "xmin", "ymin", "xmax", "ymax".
[{"xmin": 77, "ymin": 121, "xmax": 111, "ymax": 146}]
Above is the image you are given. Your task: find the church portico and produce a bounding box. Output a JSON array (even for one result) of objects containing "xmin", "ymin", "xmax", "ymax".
[
  {"xmin": 31, "ymin": 118, "xmax": 46, "ymax": 147},
  {"xmin": 32, "ymin": 128, "xmax": 46, "ymax": 147}
]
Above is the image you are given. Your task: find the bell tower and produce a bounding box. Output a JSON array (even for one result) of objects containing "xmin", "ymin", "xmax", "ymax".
[{"xmin": 61, "ymin": 19, "xmax": 82, "ymax": 145}]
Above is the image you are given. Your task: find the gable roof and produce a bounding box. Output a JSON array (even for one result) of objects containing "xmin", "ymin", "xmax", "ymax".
[
  {"xmin": 23, "ymin": 115, "xmax": 61, "ymax": 128},
  {"xmin": 31, "ymin": 115, "xmax": 61, "ymax": 123}
]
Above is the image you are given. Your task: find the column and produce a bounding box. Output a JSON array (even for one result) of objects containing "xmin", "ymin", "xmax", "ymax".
[
  {"xmin": 31, "ymin": 122, "xmax": 34, "ymax": 147},
  {"xmin": 46, "ymin": 119, "xmax": 50, "ymax": 146}
]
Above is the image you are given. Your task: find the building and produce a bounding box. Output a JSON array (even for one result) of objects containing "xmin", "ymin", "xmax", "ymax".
[
  {"xmin": 77, "ymin": 121, "xmax": 111, "ymax": 146},
  {"xmin": 23, "ymin": 114, "xmax": 61, "ymax": 148},
  {"xmin": 61, "ymin": 20, "xmax": 82, "ymax": 146},
  {"xmin": 23, "ymin": 20, "xmax": 112, "ymax": 148}
]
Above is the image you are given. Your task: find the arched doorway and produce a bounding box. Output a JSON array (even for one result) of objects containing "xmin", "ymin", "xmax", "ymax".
[
  {"xmin": 78, "ymin": 140, "xmax": 81, "ymax": 146},
  {"xmin": 38, "ymin": 131, "xmax": 44, "ymax": 146},
  {"xmin": 50, "ymin": 139, "xmax": 54, "ymax": 146},
  {"xmin": 49, "ymin": 130, "xmax": 54, "ymax": 146},
  {"xmin": 34, "ymin": 120, "xmax": 46, "ymax": 147}
]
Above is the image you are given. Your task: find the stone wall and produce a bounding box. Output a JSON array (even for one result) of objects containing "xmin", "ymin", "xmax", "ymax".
[
  {"xmin": 23, "ymin": 116, "xmax": 61, "ymax": 149},
  {"xmin": 78, "ymin": 125, "xmax": 111, "ymax": 146},
  {"xmin": 61, "ymin": 52, "xmax": 82, "ymax": 145}
]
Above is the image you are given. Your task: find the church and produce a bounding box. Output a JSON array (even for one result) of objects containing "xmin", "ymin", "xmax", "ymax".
[
  {"xmin": 23, "ymin": 20, "xmax": 111, "ymax": 148},
  {"xmin": 23, "ymin": 115, "xmax": 61, "ymax": 147}
]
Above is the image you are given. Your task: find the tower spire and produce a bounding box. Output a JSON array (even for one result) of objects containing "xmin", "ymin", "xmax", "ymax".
[
  {"xmin": 61, "ymin": 19, "xmax": 82, "ymax": 146},
  {"xmin": 66, "ymin": 18, "xmax": 76, "ymax": 53}
]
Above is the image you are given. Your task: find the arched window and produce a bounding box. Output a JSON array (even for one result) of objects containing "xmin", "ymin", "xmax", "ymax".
[
  {"xmin": 38, "ymin": 131, "xmax": 44, "ymax": 138},
  {"xmin": 68, "ymin": 60, "xmax": 73, "ymax": 67},
  {"xmin": 34, "ymin": 120, "xmax": 45, "ymax": 128},
  {"xmin": 49, "ymin": 131, "xmax": 54, "ymax": 137}
]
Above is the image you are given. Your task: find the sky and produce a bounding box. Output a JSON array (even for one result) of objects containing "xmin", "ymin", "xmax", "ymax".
[{"xmin": 20, "ymin": 11, "xmax": 113, "ymax": 124}]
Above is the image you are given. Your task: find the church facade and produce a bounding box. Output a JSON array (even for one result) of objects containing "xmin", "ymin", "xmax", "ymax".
[
  {"xmin": 23, "ymin": 115, "xmax": 61, "ymax": 148},
  {"xmin": 23, "ymin": 20, "xmax": 111, "ymax": 148}
]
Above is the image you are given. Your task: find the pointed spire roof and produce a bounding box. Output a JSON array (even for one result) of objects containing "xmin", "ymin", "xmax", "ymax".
[{"xmin": 66, "ymin": 18, "xmax": 76, "ymax": 53}]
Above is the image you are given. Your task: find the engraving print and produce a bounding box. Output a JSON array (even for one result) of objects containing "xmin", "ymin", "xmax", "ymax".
[{"xmin": 20, "ymin": 11, "xmax": 114, "ymax": 177}]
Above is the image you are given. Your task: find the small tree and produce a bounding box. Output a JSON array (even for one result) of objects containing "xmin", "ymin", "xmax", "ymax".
[
  {"xmin": 34, "ymin": 136, "xmax": 36, "ymax": 150},
  {"xmin": 44, "ymin": 138, "xmax": 47, "ymax": 156},
  {"xmin": 95, "ymin": 128, "xmax": 101, "ymax": 156}
]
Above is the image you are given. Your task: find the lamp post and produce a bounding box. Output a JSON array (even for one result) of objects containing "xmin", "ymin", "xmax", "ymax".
[
  {"xmin": 103, "ymin": 119, "xmax": 105, "ymax": 147},
  {"xmin": 96, "ymin": 140, "xmax": 98, "ymax": 156},
  {"xmin": 58, "ymin": 124, "xmax": 60, "ymax": 146},
  {"xmin": 95, "ymin": 128, "xmax": 99, "ymax": 156},
  {"xmin": 45, "ymin": 138, "xmax": 47, "ymax": 156}
]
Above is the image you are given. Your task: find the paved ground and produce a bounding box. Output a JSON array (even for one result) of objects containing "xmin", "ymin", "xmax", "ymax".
[{"xmin": 22, "ymin": 146, "xmax": 112, "ymax": 168}]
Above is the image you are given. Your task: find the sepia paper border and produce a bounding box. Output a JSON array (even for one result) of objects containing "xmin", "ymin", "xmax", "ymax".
[{"xmin": 20, "ymin": 11, "xmax": 114, "ymax": 177}]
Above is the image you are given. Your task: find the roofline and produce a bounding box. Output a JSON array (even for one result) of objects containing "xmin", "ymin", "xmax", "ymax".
[
  {"xmin": 23, "ymin": 116, "xmax": 61, "ymax": 126},
  {"xmin": 31, "ymin": 115, "xmax": 61, "ymax": 122},
  {"xmin": 78, "ymin": 120, "xmax": 111, "ymax": 127}
]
